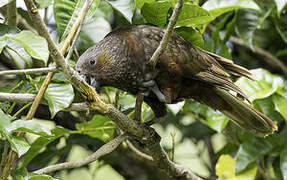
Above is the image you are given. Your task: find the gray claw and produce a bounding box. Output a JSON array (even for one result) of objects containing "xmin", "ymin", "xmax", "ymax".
[
  {"xmin": 151, "ymin": 83, "xmax": 170, "ymax": 103},
  {"xmin": 142, "ymin": 80, "xmax": 155, "ymax": 87}
]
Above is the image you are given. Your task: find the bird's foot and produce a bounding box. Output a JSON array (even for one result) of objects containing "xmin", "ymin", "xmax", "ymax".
[{"xmin": 139, "ymin": 80, "xmax": 171, "ymax": 103}]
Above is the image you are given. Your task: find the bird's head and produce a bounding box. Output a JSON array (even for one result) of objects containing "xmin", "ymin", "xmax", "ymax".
[{"xmin": 76, "ymin": 44, "xmax": 113, "ymax": 89}]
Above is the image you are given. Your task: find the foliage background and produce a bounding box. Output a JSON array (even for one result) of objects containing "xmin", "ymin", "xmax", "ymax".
[{"xmin": 1, "ymin": 0, "xmax": 287, "ymax": 179}]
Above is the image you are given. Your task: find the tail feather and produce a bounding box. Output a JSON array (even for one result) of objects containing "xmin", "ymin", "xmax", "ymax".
[
  {"xmin": 185, "ymin": 82, "xmax": 278, "ymax": 136},
  {"xmin": 213, "ymin": 88, "xmax": 277, "ymax": 136},
  {"xmin": 203, "ymin": 50, "xmax": 255, "ymax": 80}
]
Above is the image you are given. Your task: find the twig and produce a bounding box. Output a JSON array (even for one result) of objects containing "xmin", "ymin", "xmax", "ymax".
[
  {"xmin": 0, "ymin": 67, "xmax": 57, "ymax": 76},
  {"xmin": 17, "ymin": 14, "xmax": 37, "ymax": 34},
  {"xmin": 12, "ymin": 102, "xmax": 32, "ymax": 119},
  {"xmin": 229, "ymin": 36, "xmax": 287, "ymax": 75},
  {"xmin": 34, "ymin": 134, "xmax": 128, "ymax": 174},
  {"xmin": 204, "ymin": 137, "xmax": 216, "ymax": 178},
  {"xmin": 7, "ymin": 1, "xmax": 17, "ymax": 26},
  {"xmin": 149, "ymin": 0, "xmax": 183, "ymax": 67},
  {"xmin": 135, "ymin": 93, "xmax": 144, "ymax": 122},
  {"xmin": 0, "ymin": 92, "xmax": 91, "ymax": 112},
  {"xmin": 170, "ymin": 132, "xmax": 176, "ymax": 162},
  {"xmin": 126, "ymin": 140, "xmax": 153, "ymax": 162}
]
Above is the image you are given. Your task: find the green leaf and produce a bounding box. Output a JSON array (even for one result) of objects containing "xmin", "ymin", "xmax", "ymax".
[
  {"xmin": 107, "ymin": 0, "xmax": 135, "ymax": 23},
  {"xmin": 141, "ymin": 1, "xmax": 171, "ymax": 26},
  {"xmin": 216, "ymin": 154, "xmax": 257, "ymax": 180},
  {"xmin": 274, "ymin": 13, "xmax": 287, "ymax": 44},
  {"xmin": 0, "ymin": 0, "xmax": 14, "ymax": 8},
  {"xmin": 8, "ymin": 120, "xmax": 52, "ymax": 137},
  {"xmin": 0, "ymin": 109, "xmax": 30, "ymax": 157},
  {"xmin": 274, "ymin": 0, "xmax": 287, "ymax": 14},
  {"xmin": 167, "ymin": 101, "xmax": 185, "ymax": 115},
  {"xmin": 29, "ymin": 174, "xmax": 56, "ymax": 180},
  {"xmin": 9, "ymin": 31, "xmax": 49, "ymax": 65},
  {"xmin": 6, "ymin": 39, "xmax": 33, "ymax": 67},
  {"xmin": 53, "ymin": 0, "xmax": 100, "ymax": 39},
  {"xmin": 272, "ymin": 94, "xmax": 287, "ymax": 120},
  {"xmin": 235, "ymin": 7, "xmax": 272, "ymax": 50},
  {"xmin": 0, "ymin": 35, "xmax": 8, "ymax": 53},
  {"xmin": 0, "ymin": 24, "xmax": 20, "ymax": 36},
  {"xmin": 135, "ymin": 0, "xmax": 154, "ymax": 9},
  {"xmin": 75, "ymin": 115, "xmax": 115, "ymax": 142},
  {"xmin": 202, "ymin": 0, "xmax": 260, "ymax": 18},
  {"xmin": 44, "ymin": 82, "xmax": 74, "ymax": 118},
  {"xmin": 236, "ymin": 137, "xmax": 273, "ymax": 173},
  {"xmin": 235, "ymin": 69, "xmax": 284, "ymax": 101},
  {"xmin": 174, "ymin": 27, "xmax": 204, "ymax": 48},
  {"xmin": 235, "ymin": 10, "xmax": 259, "ymax": 50},
  {"xmin": 81, "ymin": 17, "xmax": 111, "ymax": 43},
  {"xmin": 35, "ymin": 0, "xmax": 53, "ymax": 9},
  {"xmin": 206, "ymin": 109, "xmax": 229, "ymax": 132},
  {"xmin": 176, "ymin": 4, "xmax": 212, "ymax": 27},
  {"xmin": 20, "ymin": 127, "xmax": 69, "ymax": 168}
]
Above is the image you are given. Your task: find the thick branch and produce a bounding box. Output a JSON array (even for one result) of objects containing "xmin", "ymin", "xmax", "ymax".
[
  {"xmin": 0, "ymin": 67, "xmax": 57, "ymax": 76},
  {"xmin": 20, "ymin": 0, "xmax": 201, "ymax": 179},
  {"xmin": 34, "ymin": 134, "xmax": 128, "ymax": 174},
  {"xmin": 149, "ymin": 0, "xmax": 183, "ymax": 67}
]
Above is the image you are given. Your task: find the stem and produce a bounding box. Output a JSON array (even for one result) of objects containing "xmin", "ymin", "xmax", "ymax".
[
  {"xmin": 0, "ymin": 67, "xmax": 57, "ymax": 76},
  {"xmin": 12, "ymin": 102, "xmax": 33, "ymax": 119},
  {"xmin": 149, "ymin": 0, "xmax": 183, "ymax": 67},
  {"xmin": 7, "ymin": 1, "xmax": 17, "ymax": 26},
  {"xmin": 135, "ymin": 93, "xmax": 144, "ymax": 122}
]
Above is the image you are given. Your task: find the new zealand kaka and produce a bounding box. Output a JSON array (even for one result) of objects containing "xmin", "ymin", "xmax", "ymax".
[{"xmin": 76, "ymin": 25, "xmax": 277, "ymax": 136}]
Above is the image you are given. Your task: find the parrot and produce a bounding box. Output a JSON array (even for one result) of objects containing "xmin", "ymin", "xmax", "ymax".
[{"xmin": 76, "ymin": 25, "xmax": 277, "ymax": 136}]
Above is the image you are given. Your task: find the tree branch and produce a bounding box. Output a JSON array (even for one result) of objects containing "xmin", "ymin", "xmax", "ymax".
[
  {"xmin": 17, "ymin": 0, "xmax": 202, "ymax": 179},
  {"xmin": 149, "ymin": 0, "xmax": 183, "ymax": 67},
  {"xmin": 135, "ymin": 93, "xmax": 144, "ymax": 122},
  {"xmin": 0, "ymin": 67, "xmax": 57, "ymax": 76},
  {"xmin": 229, "ymin": 36, "xmax": 287, "ymax": 75},
  {"xmin": 34, "ymin": 134, "xmax": 128, "ymax": 174}
]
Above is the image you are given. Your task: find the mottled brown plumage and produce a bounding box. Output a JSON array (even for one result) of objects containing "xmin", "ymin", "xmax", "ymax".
[{"xmin": 76, "ymin": 25, "xmax": 277, "ymax": 136}]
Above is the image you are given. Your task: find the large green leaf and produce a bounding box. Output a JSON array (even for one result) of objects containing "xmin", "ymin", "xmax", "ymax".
[
  {"xmin": 274, "ymin": 0, "xmax": 287, "ymax": 14},
  {"xmin": 202, "ymin": 0, "xmax": 260, "ymax": 18},
  {"xmin": 8, "ymin": 120, "xmax": 52, "ymax": 137},
  {"xmin": 0, "ymin": 110, "xmax": 30, "ymax": 157},
  {"xmin": 235, "ymin": 69, "xmax": 284, "ymax": 101},
  {"xmin": 216, "ymin": 154, "xmax": 257, "ymax": 180},
  {"xmin": 272, "ymin": 94, "xmax": 287, "ymax": 121},
  {"xmin": 53, "ymin": 0, "xmax": 100, "ymax": 39},
  {"xmin": 0, "ymin": 0, "xmax": 14, "ymax": 8},
  {"xmin": 176, "ymin": 4, "xmax": 212, "ymax": 27},
  {"xmin": 35, "ymin": 0, "xmax": 53, "ymax": 9},
  {"xmin": 107, "ymin": 0, "xmax": 135, "ymax": 23},
  {"xmin": 20, "ymin": 127, "xmax": 69, "ymax": 168},
  {"xmin": 75, "ymin": 114, "xmax": 115, "ymax": 142},
  {"xmin": 235, "ymin": 7, "xmax": 273, "ymax": 50},
  {"xmin": 0, "ymin": 36, "xmax": 8, "ymax": 53},
  {"xmin": 6, "ymin": 39, "xmax": 33, "ymax": 67},
  {"xmin": 44, "ymin": 82, "xmax": 74, "ymax": 118},
  {"xmin": 174, "ymin": 27, "xmax": 204, "ymax": 48},
  {"xmin": 236, "ymin": 137, "xmax": 273, "ymax": 173},
  {"xmin": 9, "ymin": 31, "xmax": 49, "ymax": 65},
  {"xmin": 135, "ymin": 0, "xmax": 154, "ymax": 9},
  {"xmin": 141, "ymin": 1, "xmax": 171, "ymax": 26}
]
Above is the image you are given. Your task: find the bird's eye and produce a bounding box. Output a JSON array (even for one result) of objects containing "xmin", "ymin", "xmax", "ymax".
[{"xmin": 90, "ymin": 59, "xmax": 96, "ymax": 65}]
